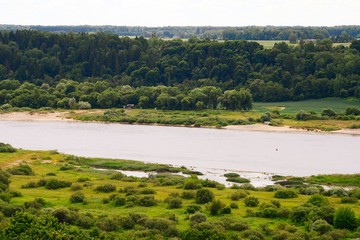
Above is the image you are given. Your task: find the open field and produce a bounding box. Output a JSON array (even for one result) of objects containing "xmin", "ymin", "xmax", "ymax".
[{"xmin": 1, "ymin": 148, "xmax": 360, "ymax": 238}]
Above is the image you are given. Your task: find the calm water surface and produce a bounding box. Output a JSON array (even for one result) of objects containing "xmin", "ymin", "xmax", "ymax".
[{"xmin": 0, "ymin": 121, "xmax": 359, "ymax": 178}]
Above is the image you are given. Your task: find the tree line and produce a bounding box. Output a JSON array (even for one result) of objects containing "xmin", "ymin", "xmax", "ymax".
[
  {"xmin": 0, "ymin": 30, "xmax": 359, "ymax": 108},
  {"xmin": 1, "ymin": 25, "xmax": 360, "ymax": 40}
]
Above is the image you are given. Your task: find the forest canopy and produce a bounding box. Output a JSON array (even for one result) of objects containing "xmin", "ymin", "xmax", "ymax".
[{"xmin": 0, "ymin": 30, "xmax": 359, "ymax": 110}]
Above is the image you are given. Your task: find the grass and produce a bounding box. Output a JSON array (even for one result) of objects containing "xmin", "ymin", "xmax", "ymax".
[
  {"xmin": 306, "ymin": 174, "xmax": 360, "ymax": 187},
  {"xmin": 2, "ymin": 148, "xmax": 360, "ymax": 238}
]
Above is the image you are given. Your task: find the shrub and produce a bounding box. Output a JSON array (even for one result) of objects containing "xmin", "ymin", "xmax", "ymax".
[
  {"xmin": 244, "ymin": 196, "xmax": 259, "ymax": 207},
  {"xmin": 290, "ymin": 206, "xmax": 311, "ymax": 223},
  {"xmin": 24, "ymin": 198, "xmax": 46, "ymax": 209},
  {"xmin": 7, "ymin": 164, "xmax": 34, "ymax": 175},
  {"xmin": 21, "ymin": 181, "xmax": 38, "ymax": 189},
  {"xmin": 138, "ymin": 195, "xmax": 157, "ymax": 207},
  {"xmin": 166, "ymin": 197, "xmax": 182, "ymax": 209},
  {"xmin": 186, "ymin": 204, "xmax": 201, "ymax": 214},
  {"xmin": 189, "ymin": 212, "xmax": 207, "ymax": 225},
  {"xmin": 299, "ymin": 186, "xmax": 323, "ymax": 195},
  {"xmin": 321, "ymin": 108, "xmax": 337, "ymax": 117},
  {"xmin": 195, "ymin": 189, "xmax": 214, "ymax": 204},
  {"xmin": 70, "ymin": 192, "xmax": 85, "ymax": 203},
  {"xmin": 224, "ymin": 173, "xmax": 240, "ymax": 178},
  {"xmin": 0, "ymin": 143, "xmax": 16, "ymax": 153},
  {"xmin": 110, "ymin": 172, "xmax": 126, "ymax": 180},
  {"xmin": 45, "ymin": 179, "xmax": 72, "ymax": 189},
  {"xmin": 0, "ymin": 104, "xmax": 12, "ymax": 111},
  {"xmin": 221, "ymin": 207, "xmax": 232, "ymax": 214},
  {"xmin": 71, "ymin": 184, "xmax": 83, "ymax": 191},
  {"xmin": 274, "ymin": 189, "xmax": 298, "ymax": 199},
  {"xmin": 113, "ymin": 196, "xmax": 126, "ymax": 207},
  {"xmin": 95, "ymin": 184, "xmax": 116, "ymax": 193},
  {"xmin": 77, "ymin": 177, "xmax": 90, "ymax": 182},
  {"xmin": 345, "ymin": 107, "xmax": 360, "ymax": 116},
  {"xmin": 183, "ymin": 178, "xmax": 202, "ymax": 190},
  {"xmin": 230, "ymin": 190, "xmax": 248, "ymax": 200},
  {"xmin": 226, "ymin": 177, "xmax": 250, "ymax": 183},
  {"xmin": 209, "ymin": 200, "xmax": 225, "ymax": 215},
  {"xmin": 230, "ymin": 202, "xmax": 239, "ymax": 209},
  {"xmin": 239, "ymin": 183, "xmax": 256, "ymax": 190},
  {"xmin": 311, "ymin": 219, "xmax": 333, "ymax": 234},
  {"xmin": 77, "ymin": 101, "xmax": 92, "ymax": 109},
  {"xmin": 340, "ymin": 197, "xmax": 358, "ymax": 204},
  {"xmin": 139, "ymin": 188, "xmax": 156, "ymax": 194},
  {"xmin": 307, "ymin": 194, "xmax": 329, "ymax": 206},
  {"xmin": 333, "ymin": 207, "xmax": 358, "ymax": 230},
  {"xmin": 323, "ymin": 188, "xmax": 349, "ymax": 197},
  {"xmin": 181, "ymin": 191, "xmax": 195, "ymax": 199}
]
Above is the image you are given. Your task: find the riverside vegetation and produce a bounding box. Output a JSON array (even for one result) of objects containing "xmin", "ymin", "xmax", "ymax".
[{"xmin": 1, "ymin": 145, "xmax": 360, "ymax": 239}]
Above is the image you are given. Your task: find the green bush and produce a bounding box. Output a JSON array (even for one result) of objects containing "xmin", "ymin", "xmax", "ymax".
[
  {"xmin": 137, "ymin": 195, "xmax": 157, "ymax": 207},
  {"xmin": 274, "ymin": 189, "xmax": 298, "ymax": 199},
  {"xmin": 307, "ymin": 194, "xmax": 329, "ymax": 206},
  {"xmin": 186, "ymin": 204, "xmax": 201, "ymax": 214},
  {"xmin": 209, "ymin": 200, "xmax": 225, "ymax": 215},
  {"xmin": 95, "ymin": 184, "xmax": 116, "ymax": 193},
  {"xmin": 340, "ymin": 197, "xmax": 358, "ymax": 204},
  {"xmin": 183, "ymin": 178, "xmax": 202, "ymax": 190},
  {"xmin": 226, "ymin": 177, "xmax": 250, "ymax": 183},
  {"xmin": 333, "ymin": 207, "xmax": 358, "ymax": 230},
  {"xmin": 189, "ymin": 212, "xmax": 207, "ymax": 225},
  {"xmin": 166, "ymin": 197, "xmax": 182, "ymax": 209},
  {"xmin": 70, "ymin": 192, "xmax": 85, "ymax": 203},
  {"xmin": 70, "ymin": 184, "xmax": 83, "ymax": 191},
  {"xmin": 230, "ymin": 202, "xmax": 239, "ymax": 209},
  {"xmin": 0, "ymin": 143, "xmax": 16, "ymax": 153},
  {"xmin": 244, "ymin": 196, "xmax": 259, "ymax": 207},
  {"xmin": 230, "ymin": 190, "xmax": 248, "ymax": 200},
  {"xmin": 7, "ymin": 164, "xmax": 34, "ymax": 175},
  {"xmin": 224, "ymin": 173, "xmax": 240, "ymax": 178},
  {"xmin": 113, "ymin": 196, "xmax": 126, "ymax": 207},
  {"xmin": 45, "ymin": 179, "xmax": 72, "ymax": 189},
  {"xmin": 181, "ymin": 191, "xmax": 195, "ymax": 199},
  {"xmin": 195, "ymin": 189, "xmax": 214, "ymax": 204},
  {"xmin": 311, "ymin": 219, "xmax": 333, "ymax": 234}
]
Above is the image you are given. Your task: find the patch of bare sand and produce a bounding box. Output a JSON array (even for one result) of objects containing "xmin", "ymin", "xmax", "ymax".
[
  {"xmin": 225, "ymin": 124, "xmax": 360, "ymax": 135},
  {"xmin": 0, "ymin": 111, "xmax": 74, "ymax": 122}
]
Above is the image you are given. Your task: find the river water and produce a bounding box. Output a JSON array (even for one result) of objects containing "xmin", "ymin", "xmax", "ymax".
[{"xmin": 0, "ymin": 121, "xmax": 359, "ymax": 186}]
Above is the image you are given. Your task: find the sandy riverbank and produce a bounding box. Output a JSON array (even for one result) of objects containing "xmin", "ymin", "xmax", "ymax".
[
  {"xmin": 225, "ymin": 124, "xmax": 360, "ymax": 135},
  {"xmin": 1, "ymin": 111, "xmax": 360, "ymax": 135},
  {"xmin": 0, "ymin": 111, "xmax": 74, "ymax": 122}
]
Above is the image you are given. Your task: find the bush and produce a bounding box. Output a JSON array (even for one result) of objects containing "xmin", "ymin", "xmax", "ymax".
[
  {"xmin": 244, "ymin": 196, "xmax": 259, "ymax": 207},
  {"xmin": 77, "ymin": 177, "xmax": 90, "ymax": 182},
  {"xmin": 299, "ymin": 186, "xmax": 323, "ymax": 195},
  {"xmin": 340, "ymin": 197, "xmax": 358, "ymax": 204},
  {"xmin": 209, "ymin": 200, "xmax": 225, "ymax": 215},
  {"xmin": 70, "ymin": 192, "xmax": 85, "ymax": 203},
  {"xmin": 0, "ymin": 104, "xmax": 12, "ymax": 111},
  {"xmin": 307, "ymin": 194, "xmax": 329, "ymax": 206},
  {"xmin": 290, "ymin": 206, "xmax": 311, "ymax": 223},
  {"xmin": 71, "ymin": 184, "xmax": 83, "ymax": 191},
  {"xmin": 138, "ymin": 195, "xmax": 157, "ymax": 207},
  {"xmin": 110, "ymin": 172, "xmax": 126, "ymax": 180},
  {"xmin": 7, "ymin": 164, "xmax": 34, "ymax": 175},
  {"xmin": 21, "ymin": 181, "xmax": 38, "ymax": 189},
  {"xmin": 230, "ymin": 202, "xmax": 239, "ymax": 209},
  {"xmin": 311, "ymin": 219, "xmax": 333, "ymax": 234},
  {"xmin": 195, "ymin": 189, "xmax": 214, "ymax": 204},
  {"xmin": 321, "ymin": 108, "xmax": 337, "ymax": 117},
  {"xmin": 230, "ymin": 190, "xmax": 248, "ymax": 200},
  {"xmin": 166, "ymin": 197, "xmax": 182, "ymax": 209},
  {"xmin": 189, "ymin": 212, "xmax": 207, "ymax": 225},
  {"xmin": 345, "ymin": 107, "xmax": 360, "ymax": 116},
  {"xmin": 0, "ymin": 143, "xmax": 16, "ymax": 153},
  {"xmin": 333, "ymin": 207, "xmax": 358, "ymax": 230},
  {"xmin": 274, "ymin": 189, "xmax": 298, "ymax": 199},
  {"xmin": 45, "ymin": 179, "xmax": 72, "ymax": 189},
  {"xmin": 183, "ymin": 178, "xmax": 202, "ymax": 190},
  {"xmin": 95, "ymin": 184, "xmax": 116, "ymax": 193},
  {"xmin": 139, "ymin": 188, "xmax": 156, "ymax": 194},
  {"xmin": 226, "ymin": 177, "xmax": 250, "ymax": 183},
  {"xmin": 224, "ymin": 173, "xmax": 240, "ymax": 178},
  {"xmin": 181, "ymin": 191, "xmax": 195, "ymax": 199},
  {"xmin": 186, "ymin": 204, "xmax": 201, "ymax": 214},
  {"xmin": 113, "ymin": 196, "xmax": 126, "ymax": 206}
]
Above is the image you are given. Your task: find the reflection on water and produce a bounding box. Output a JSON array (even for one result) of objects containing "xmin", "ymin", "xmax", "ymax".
[{"xmin": 1, "ymin": 121, "xmax": 359, "ymax": 183}]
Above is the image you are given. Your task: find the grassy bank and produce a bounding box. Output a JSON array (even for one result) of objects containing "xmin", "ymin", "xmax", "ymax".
[{"xmin": 1, "ymin": 147, "xmax": 360, "ymax": 238}]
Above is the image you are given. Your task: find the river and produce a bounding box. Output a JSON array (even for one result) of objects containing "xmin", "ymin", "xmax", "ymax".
[{"xmin": 1, "ymin": 121, "xmax": 359, "ymax": 186}]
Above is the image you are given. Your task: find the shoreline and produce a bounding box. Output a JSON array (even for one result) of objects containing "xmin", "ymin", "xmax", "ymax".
[{"xmin": 1, "ymin": 111, "xmax": 359, "ymax": 136}]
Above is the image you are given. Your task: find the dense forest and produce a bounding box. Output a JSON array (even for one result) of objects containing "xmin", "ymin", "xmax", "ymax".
[
  {"xmin": 0, "ymin": 30, "xmax": 360, "ymax": 110},
  {"xmin": 1, "ymin": 25, "xmax": 360, "ymax": 41}
]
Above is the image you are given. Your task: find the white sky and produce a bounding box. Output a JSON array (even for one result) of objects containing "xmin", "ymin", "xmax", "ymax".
[{"xmin": 1, "ymin": 0, "xmax": 359, "ymax": 27}]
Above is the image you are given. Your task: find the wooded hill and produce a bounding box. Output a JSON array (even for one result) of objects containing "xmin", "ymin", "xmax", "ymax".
[{"xmin": 0, "ymin": 30, "xmax": 359, "ymax": 110}]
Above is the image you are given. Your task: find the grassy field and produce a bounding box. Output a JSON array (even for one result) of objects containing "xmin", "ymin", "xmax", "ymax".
[
  {"xmin": 1, "ymin": 148, "xmax": 360, "ymax": 238},
  {"xmin": 253, "ymin": 98, "xmax": 360, "ymax": 114}
]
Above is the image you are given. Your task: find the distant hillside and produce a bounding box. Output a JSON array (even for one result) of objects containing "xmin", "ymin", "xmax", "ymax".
[{"xmin": 1, "ymin": 25, "xmax": 360, "ymax": 41}]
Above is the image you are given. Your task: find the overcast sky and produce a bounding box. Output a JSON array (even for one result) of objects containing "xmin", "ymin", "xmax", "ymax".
[{"xmin": 1, "ymin": 0, "xmax": 359, "ymax": 27}]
